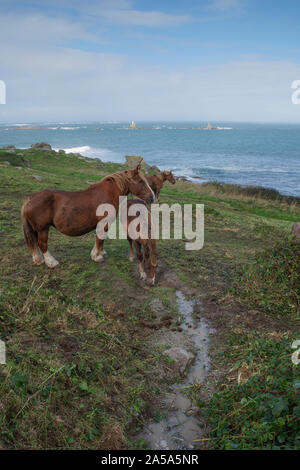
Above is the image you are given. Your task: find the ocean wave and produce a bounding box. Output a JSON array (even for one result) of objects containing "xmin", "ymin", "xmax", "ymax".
[
  {"xmin": 58, "ymin": 145, "xmax": 123, "ymax": 162},
  {"xmin": 202, "ymin": 165, "xmax": 292, "ymax": 173}
]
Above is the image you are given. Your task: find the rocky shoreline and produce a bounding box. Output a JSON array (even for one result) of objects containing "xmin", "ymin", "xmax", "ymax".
[{"xmin": 1, "ymin": 142, "xmax": 300, "ymax": 205}]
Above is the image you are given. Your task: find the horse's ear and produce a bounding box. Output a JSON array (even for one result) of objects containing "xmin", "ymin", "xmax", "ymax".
[{"xmin": 134, "ymin": 163, "xmax": 142, "ymax": 173}]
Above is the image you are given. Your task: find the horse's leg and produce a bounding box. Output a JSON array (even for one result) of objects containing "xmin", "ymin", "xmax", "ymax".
[
  {"xmin": 90, "ymin": 236, "xmax": 106, "ymax": 262},
  {"xmin": 134, "ymin": 241, "xmax": 146, "ymax": 280},
  {"xmin": 37, "ymin": 228, "xmax": 59, "ymax": 268},
  {"xmin": 32, "ymin": 245, "xmax": 44, "ymax": 265},
  {"xmin": 128, "ymin": 238, "xmax": 134, "ymax": 262}
]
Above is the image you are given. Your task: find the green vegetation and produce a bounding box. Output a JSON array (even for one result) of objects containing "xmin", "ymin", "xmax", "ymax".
[
  {"xmin": 234, "ymin": 241, "xmax": 300, "ymax": 317},
  {"xmin": 0, "ymin": 147, "xmax": 299, "ymax": 449},
  {"xmin": 205, "ymin": 333, "xmax": 300, "ymax": 449}
]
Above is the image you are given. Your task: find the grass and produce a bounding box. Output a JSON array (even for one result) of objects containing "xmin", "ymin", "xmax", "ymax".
[
  {"xmin": 0, "ymin": 146, "xmax": 299, "ymax": 449},
  {"xmin": 234, "ymin": 240, "xmax": 300, "ymax": 318},
  {"xmin": 204, "ymin": 332, "xmax": 300, "ymax": 450}
]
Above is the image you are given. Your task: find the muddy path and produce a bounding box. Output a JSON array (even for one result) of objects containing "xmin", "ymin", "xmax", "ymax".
[{"xmin": 134, "ymin": 263, "xmax": 216, "ymax": 450}]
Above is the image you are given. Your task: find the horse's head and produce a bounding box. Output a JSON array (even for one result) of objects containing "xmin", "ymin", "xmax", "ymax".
[
  {"xmin": 163, "ymin": 170, "xmax": 176, "ymax": 185},
  {"xmin": 126, "ymin": 164, "xmax": 154, "ymax": 204},
  {"xmin": 143, "ymin": 241, "xmax": 158, "ymax": 286}
]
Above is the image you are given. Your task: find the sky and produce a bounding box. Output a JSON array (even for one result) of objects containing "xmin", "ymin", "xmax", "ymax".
[{"xmin": 1, "ymin": 0, "xmax": 300, "ymax": 122}]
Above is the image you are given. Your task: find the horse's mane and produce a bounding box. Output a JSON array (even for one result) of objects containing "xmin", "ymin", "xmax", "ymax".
[
  {"xmin": 155, "ymin": 173, "xmax": 165, "ymax": 182},
  {"xmin": 101, "ymin": 171, "xmax": 131, "ymax": 193}
]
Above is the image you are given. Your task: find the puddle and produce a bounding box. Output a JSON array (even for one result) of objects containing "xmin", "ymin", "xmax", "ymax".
[{"xmin": 137, "ymin": 290, "xmax": 215, "ymax": 450}]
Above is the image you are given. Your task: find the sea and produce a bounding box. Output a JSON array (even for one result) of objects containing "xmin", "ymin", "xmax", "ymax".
[{"xmin": 0, "ymin": 121, "xmax": 299, "ymax": 197}]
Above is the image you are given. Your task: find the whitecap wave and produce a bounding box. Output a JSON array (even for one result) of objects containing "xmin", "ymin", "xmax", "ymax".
[{"xmin": 56, "ymin": 145, "xmax": 123, "ymax": 163}]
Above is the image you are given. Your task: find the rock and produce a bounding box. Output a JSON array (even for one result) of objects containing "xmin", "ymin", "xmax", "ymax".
[
  {"xmin": 32, "ymin": 175, "xmax": 46, "ymax": 182},
  {"xmin": 165, "ymin": 347, "xmax": 194, "ymax": 374},
  {"xmin": 151, "ymin": 165, "xmax": 160, "ymax": 172},
  {"xmin": 31, "ymin": 142, "xmax": 52, "ymax": 151},
  {"xmin": 291, "ymin": 222, "xmax": 300, "ymax": 239},
  {"xmin": 177, "ymin": 176, "xmax": 188, "ymax": 182},
  {"xmin": 150, "ymin": 298, "xmax": 164, "ymax": 313},
  {"xmin": 3, "ymin": 145, "xmax": 16, "ymax": 153},
  {"xmin": 125, "ymin": 155, "xmax": 153, "ymax": 174},
  {"xmin": 58, "ymin": 149, "xmax": 65, "ymax": 154}
]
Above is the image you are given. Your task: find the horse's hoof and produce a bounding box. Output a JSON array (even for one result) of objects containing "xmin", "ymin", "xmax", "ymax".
[
  {"xmin": 91, "ymin": 254, "xmax": 104, "ymax": 262},
  {"xmin": 46, "ymin": 260, "xmax": 59, "ymax": 268},
  {"xmin": 44, "ymin": 251, "xmax": 59, "ymax": 268}
]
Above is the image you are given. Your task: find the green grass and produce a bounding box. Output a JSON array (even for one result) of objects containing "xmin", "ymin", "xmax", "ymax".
[
  {"xmin": 204, "ymin": 333, "xmax": 300, "ymax": 450},
  {"xmin": 234, "ymin": 240, "xmax": 300, "ymax": 318},
  {"xmin": 0, "ymin": 147, "xmax": 299, "ymax": 449}
]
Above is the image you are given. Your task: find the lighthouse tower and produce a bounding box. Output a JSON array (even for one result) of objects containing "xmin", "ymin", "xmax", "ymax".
[{"xmin": 129, "ymin": 121, "xmax": 137, "ymax": 129}]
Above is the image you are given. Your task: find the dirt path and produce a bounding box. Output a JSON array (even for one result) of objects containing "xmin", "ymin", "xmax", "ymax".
[{"xmin": 136, "ymin": 269, "xmax": 216, "ymax": 450}]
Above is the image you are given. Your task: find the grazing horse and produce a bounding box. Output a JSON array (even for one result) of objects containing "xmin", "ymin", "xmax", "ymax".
[
  {"xmin": 21, "ymin": 165, "xmax": 154, "ymax": 268},
  {"xmin": 125, "ymin": 199, "xmax": 158, "ymax": 285},
  {"xmin": 146, "ymin": 170, "xmax": 176, "ymax": 201}
]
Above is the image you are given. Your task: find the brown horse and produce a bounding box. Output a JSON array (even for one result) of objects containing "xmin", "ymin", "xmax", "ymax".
[
  {"xmin": 146, "ymin": 170, "xmax": 176, "ymax": 201},
  {"xmin": 21, "ymin": 165, "xmax": 154, "ymax": 268},
  {"xmin": 125, "ymin": 199, "xmax": 158, "ymax": 285}
]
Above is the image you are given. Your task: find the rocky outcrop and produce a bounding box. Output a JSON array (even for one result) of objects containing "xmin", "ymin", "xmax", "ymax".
[
  {"xmin": 125, "ymin": 155, "xmax": 159, "ymax": 174},
  {"xmin": 31, "ymin": 142, "xmax": 52, "ymax": 151},
  {"xmin": 2, "ymin": 145, "xmax": 16, "ymax": 154},
  {"xmin": 32, "ymin": 175, "xmax": 46, "ymax": 182}
]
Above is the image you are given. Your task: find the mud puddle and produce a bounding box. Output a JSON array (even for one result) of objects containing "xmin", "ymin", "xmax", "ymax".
[{"xmin": 138, "ymin": 291, "xmax": 215, "ymax": 450}]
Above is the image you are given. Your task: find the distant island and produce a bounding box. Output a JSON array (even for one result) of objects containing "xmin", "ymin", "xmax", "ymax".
[{"xmin": 126, "ymin": 121, "xmax": 232, "ymax": 130}]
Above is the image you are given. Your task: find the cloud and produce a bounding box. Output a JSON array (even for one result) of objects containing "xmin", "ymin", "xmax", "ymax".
[
  {"xmin": 0, "ymin": 12, "xmax": 100, "ymax": 47},
  {"xmin": 2, "ymin": 44, "xmax": 300, "ymax": 123},
  {"xmin": 1, "ymin": 9, "xmax": 300, "ymax": 123},
  {"xmin": 1, "ymin": 0, "xmax": 194, "ymax": 28},
  {"xmin": 99, "ymin": 8, "xmax": 193, "ymax": 27},
  {"xmin": 70, "ymin": 0, "xmax": 194, "ymax": 28},
  {"xmin": 209, "ymin": 0, "xmax": 242, "ymax": 11}
]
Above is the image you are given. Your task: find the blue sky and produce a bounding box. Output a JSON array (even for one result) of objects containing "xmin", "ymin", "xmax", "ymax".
[{"xmin": 1, "ymin": 0, "xmax": 300, "ymax": 122}]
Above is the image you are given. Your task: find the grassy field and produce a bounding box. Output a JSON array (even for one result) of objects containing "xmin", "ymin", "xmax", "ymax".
[{"xmin": 0, "ymin": 147, "xmax": 299, "ymax": 449}]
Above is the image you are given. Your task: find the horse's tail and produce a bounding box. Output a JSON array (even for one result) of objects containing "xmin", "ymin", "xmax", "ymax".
[{"xmin": 21, "ymin": 197, "xmax": 38, "ymax": 252}]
